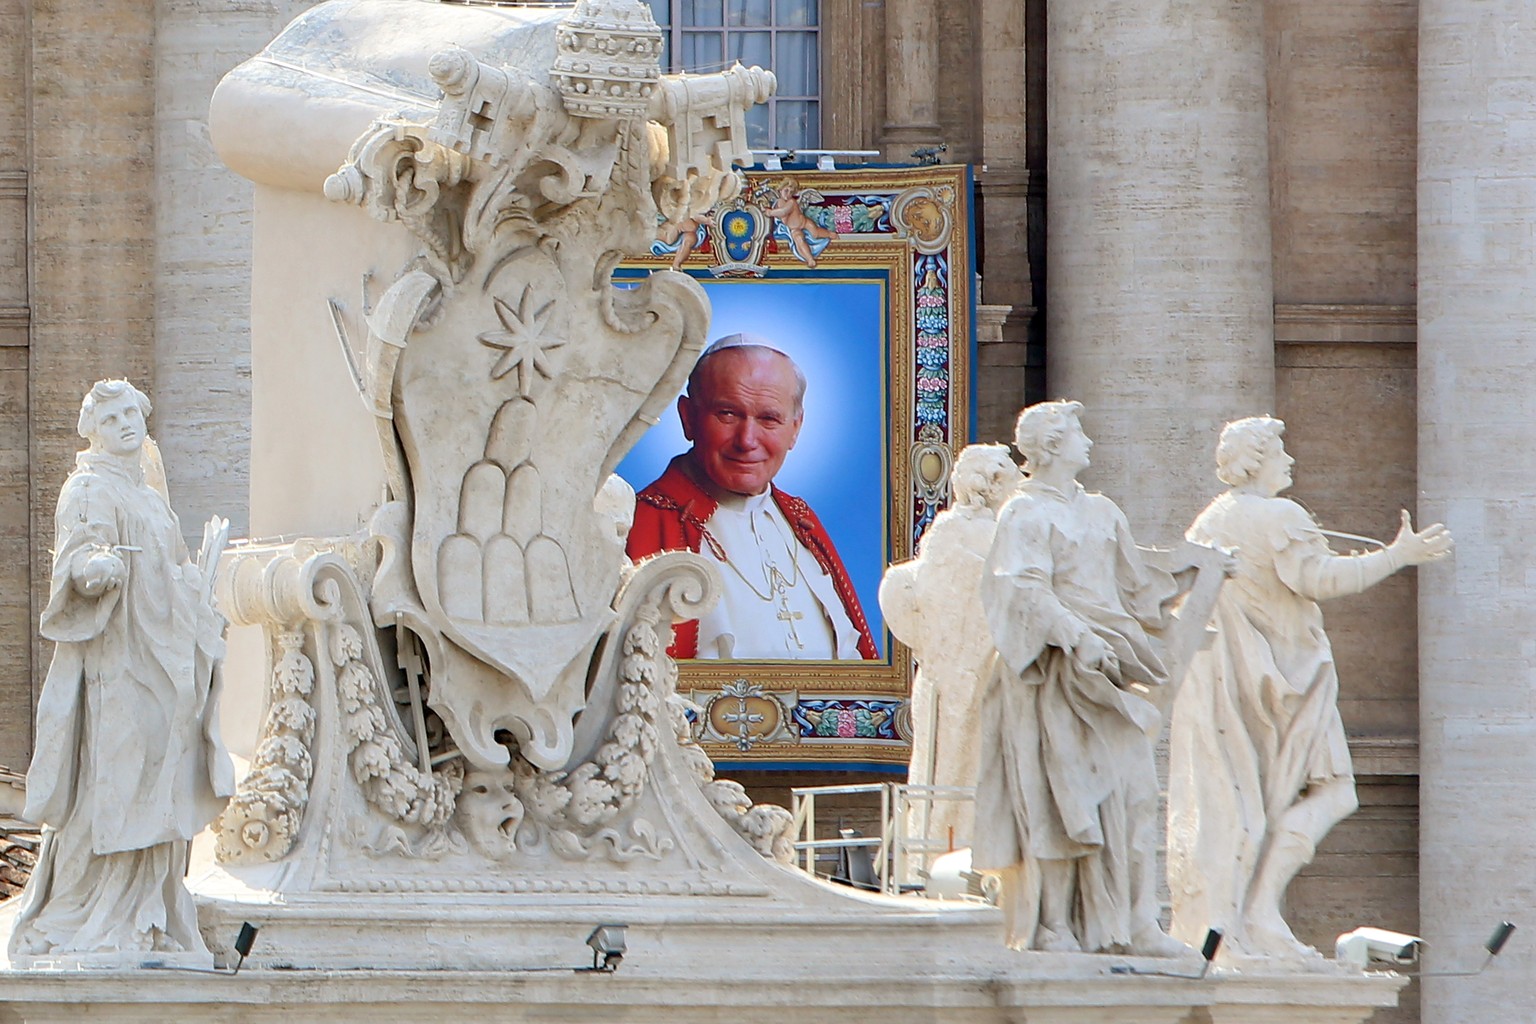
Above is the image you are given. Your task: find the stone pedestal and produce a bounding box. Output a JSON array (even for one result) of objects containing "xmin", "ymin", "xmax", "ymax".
[
  {"xmin": 0, "ymin": 932, "xmax": 1406, "ymax": 1024},
  {"xmin": 1418, "ymin": 3, "xmax": 1536, "ymax": 1021},
  {"xmin": 1044, "ymin": 0, "xmax": 1274, "ymax": 544}
]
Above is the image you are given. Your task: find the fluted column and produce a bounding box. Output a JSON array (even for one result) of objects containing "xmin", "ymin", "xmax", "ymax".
[
  {"xmin": 1045, "ymin": 0, "xmax": 1273, "ymax": 543},
  {"xmin": 1418, "ymin": 6, "xmax": 1536, "ymax": 1021},
  {"xmin": 880, "ymin": 0, "xmax": 940, "ymax": 159}
]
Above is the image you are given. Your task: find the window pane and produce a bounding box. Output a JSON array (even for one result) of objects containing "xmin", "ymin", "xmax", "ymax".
[
  {"xmin": 746, "ymin": 104, "xmax": 771, "ymax": 150},
  {"xmin": 775, "ymin": 100, "xmax": 817, "ymax": 150},
  {"xmin": 681, "ymin": 31, "xmax": 723, "ymax": 71},
  {"xmin": 777, "ymin": 0, "xmax": 818, "ymax": 27},
  {"xmin": 727, "ymin": 0, "xmax": 772, "ymax": 25},
  {"xmin": 642, "ymin": 0, "xmax": 670, "ymax": 26},
  {"xmin": 729, "ymin": 31, "xmax": 771, "ymax": 70},
  {"xmin": 773, "ymin": 31, "xmax": 817, "ymax": 95},
  {"xmin": 682, "ymin": 0, "xmax": 723, "ymax": 26}
]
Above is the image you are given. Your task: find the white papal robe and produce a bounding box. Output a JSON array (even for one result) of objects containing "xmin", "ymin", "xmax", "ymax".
[{"xmin": 695, "ymin": 489, "xmax": 862, "ymax": 660}]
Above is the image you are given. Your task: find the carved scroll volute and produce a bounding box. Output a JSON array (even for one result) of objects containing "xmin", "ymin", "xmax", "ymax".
[{"xmin": 218, "ymin": 547, "xmax": 315, "ymax": 630}]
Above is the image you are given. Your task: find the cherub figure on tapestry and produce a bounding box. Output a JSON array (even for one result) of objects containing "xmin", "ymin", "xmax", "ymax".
[{"xmin": 764, "ymin": 180, "xmax": 836, "ymax": 267}]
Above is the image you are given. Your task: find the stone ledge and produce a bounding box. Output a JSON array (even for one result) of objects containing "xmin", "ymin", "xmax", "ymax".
[
  {"xmin": 1274, "ymin": 304, "xmax": 1416, "ymax": 345},
  {"xmin": 1349, "ymin": 735, "xmax": 1419, "ymax": 777},
  {"xmin": 0, "ymin": 962, "xmax": 1408, "ymax": 1024}
]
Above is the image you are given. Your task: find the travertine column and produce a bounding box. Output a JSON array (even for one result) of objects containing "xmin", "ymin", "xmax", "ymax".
[
  {"xmin": 0, "ymin": 0, "xmax": 30, "ymax": 769},
  {"xmin": 29, "ymin": 1, "xmax": 158, "ymax": 755},
  {"xmin": 1418, "ymin": 6, "xmax": 1536, "ymax": 1020},
  {"xmin": 880, "ymin": 0, "xmax": 941, "ymax": 158},
  {"xmin": 152, "ymin": 1, "xmax": 318, "ymax": 544},
  {"xmin": 1046, "ymin": 0, "xmax": 1273, "ymax": 544}
]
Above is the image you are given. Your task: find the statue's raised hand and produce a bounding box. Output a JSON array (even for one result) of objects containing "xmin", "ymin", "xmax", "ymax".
[
  {"xmin": 1388, "ymin": 510, "xmax": 1453, "ymax": 567},
  {"xmin": 77, "ymin": 550, "xmax": 127, "ymax": 596}
]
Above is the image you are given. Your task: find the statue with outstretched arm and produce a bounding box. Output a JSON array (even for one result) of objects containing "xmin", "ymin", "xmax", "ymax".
[{"xmin": 1167, "ymin": 415, "xmax": 1451, "ymax": 961}]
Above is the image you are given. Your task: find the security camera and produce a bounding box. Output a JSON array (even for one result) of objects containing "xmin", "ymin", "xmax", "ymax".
[{"xmin": 1335, "ymin": 927, "xmax": 1424, "ymax": 968}]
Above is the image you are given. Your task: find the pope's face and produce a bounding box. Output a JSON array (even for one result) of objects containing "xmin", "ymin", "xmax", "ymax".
[
  {"xmin": 678, "ymin": 349, "xmax": 804, "ymax": 496},
  {"xmin": 91, "ymin": 393, "xmax": 147, "ymax": 458}
]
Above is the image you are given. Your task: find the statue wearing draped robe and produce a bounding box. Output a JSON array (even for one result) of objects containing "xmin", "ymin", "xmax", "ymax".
[
  {"xmin": 881, "ymin": 443, "xmax": 1020, "ymax": 856},
  {"xmin": 1167, "ymin": 416, "xmax": 1451, "ymax": 960},
  {"xmin": 9, "ymin": 380, "xmax": 233, "ymax": 964},
  {"xmin": 973, "ymin": 401, "xmax": 1188, "ymax": 957}
]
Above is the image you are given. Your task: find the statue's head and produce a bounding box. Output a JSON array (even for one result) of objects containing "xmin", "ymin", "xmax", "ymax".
[
  {"xmin": 77, "ymin": 379, "xmax": 152, "ymax": 458},
  {"xmin": 951, "ymin": 443, "xmax": 1020, "ymax": 510},
  {"xmin": 1013, "ymin": 400, "xmax": 1087, "ymax": 475},
  {"xmin": 1215, "ymin": 416, "xmax": 1291, "ymax": 494},
  {"xmin": 456, "ymin": 767, "xmax": 524, "ymax": 859},
  {"xmin": 595, "ymin": 473, "xmax": 637, "ymax": 547}
]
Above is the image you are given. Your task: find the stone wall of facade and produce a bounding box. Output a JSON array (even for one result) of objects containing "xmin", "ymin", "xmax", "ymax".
[
  {"xmin": 0, "ymin": 0, "xmax": 31, "ymax": 768},
  {"xmin": 3, "ymin": 4, "xmax": 1500, "ymax": 1021}
]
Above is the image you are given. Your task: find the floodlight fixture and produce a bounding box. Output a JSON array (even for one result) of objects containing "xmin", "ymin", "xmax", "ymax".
[
  {"xmin": 582, "ymin": 923, "xmax": 628, "ymax": 973},
  {"xmin": 1486, "ymin": 921, "xmax": 1517, "ymax": 958},
  {"xmin": 910, "ymin": 144, "xmax": 948, "ymax": 166},
  {"xmin": 231, "ymin": 922, "xmax": 260, "ymax": 975},
  {"xmin": 1197, "ymin": 928, "xmax": 1223, "ymax": 979}
]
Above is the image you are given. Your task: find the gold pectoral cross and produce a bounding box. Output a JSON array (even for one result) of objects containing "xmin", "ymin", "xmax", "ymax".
[{"xmin": 768, "ymin": 564, "xmax": 805, "ymax": 650}]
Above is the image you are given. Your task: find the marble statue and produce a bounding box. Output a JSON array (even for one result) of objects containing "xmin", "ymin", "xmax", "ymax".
[
  {"xmin": 9, "ymin": 380, "xmax": 233, "ymax": 966},
  {"xmin": 974, "ymin": 401, "xmax": 1190, "ymax": 956},
  {"xmin": 881, "ymin": 443, "xmax": 1021, "ymax": 854},
  {"xmin": 1167, "ymin": 416, "xmax": 1452, "ymax": 960}
]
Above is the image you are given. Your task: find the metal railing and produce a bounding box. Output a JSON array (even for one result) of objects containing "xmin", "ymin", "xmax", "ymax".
[{"xmin": 788, "ymin": 781, "xmax": 978, "ymax": 897}]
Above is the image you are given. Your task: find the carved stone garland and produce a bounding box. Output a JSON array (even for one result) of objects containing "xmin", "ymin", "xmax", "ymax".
[{"xmin": 213, "ymin": 629, "xmax": 315, "ymax": 863}]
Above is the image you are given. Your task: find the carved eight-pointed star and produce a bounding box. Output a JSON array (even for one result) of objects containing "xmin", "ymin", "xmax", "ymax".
[{"xmin": 477, "ymin": 288, "xmax": 566, "ymax": 397}]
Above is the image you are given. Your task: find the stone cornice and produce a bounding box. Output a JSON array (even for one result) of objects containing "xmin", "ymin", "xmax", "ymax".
[
  {"xmin": 1349, "ymin": 734, "xmax": 1419, "ymax": 777},
  {"xmin": 975, "ymin": 165, "xmax": 1043, "ymax": 197},
  {"xmin": 0, "ymin": 170, "xmax": 24, "ymax": 201},
  {"xmin": 1274, "ymin": 303, "xmax": 1416, "ymax": 344}
]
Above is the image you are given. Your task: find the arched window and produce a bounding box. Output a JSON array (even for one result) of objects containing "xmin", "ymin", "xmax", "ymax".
[{"xmin": 643, "ymin": 0, "xmax": 820, "ymax": 151}]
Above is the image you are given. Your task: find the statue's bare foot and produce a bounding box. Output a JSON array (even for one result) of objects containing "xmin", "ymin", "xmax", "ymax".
[
  {"xmin": 1238, "ymin": 914, "xmax": 1324, "ymax": 961},
  {"xmin": 13, "ymin": 927, "xmax": 50, "ymax": 956},
  {"xmin": 1126, "ymin": 925, "xmax": 1195, "ymax": 959},
  {"xmin": 1035, "ymin": 924, "xmax": 1082, "ymax": 953},
  {"xmin": 151, "ymin": 929, "xmax": 185, "ymax": 953}
]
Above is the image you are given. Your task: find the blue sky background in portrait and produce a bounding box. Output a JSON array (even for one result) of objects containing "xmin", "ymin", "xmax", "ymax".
[{"xmin": 616, "ymin": 276, "xmax": 888, "ymax": 657}]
